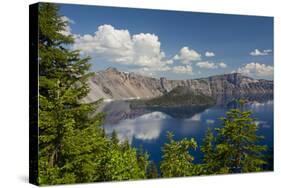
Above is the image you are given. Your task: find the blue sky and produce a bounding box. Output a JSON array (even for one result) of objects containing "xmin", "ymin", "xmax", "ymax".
[{"xmin": 59, "ymin": 3, "xmax": 273, "ymax": 80}]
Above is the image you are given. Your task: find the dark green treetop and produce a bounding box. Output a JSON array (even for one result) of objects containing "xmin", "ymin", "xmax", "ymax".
[
  {"xmin": 201, "ymin": 100, "xmax": 267, "ymax": 174},
  {"xmin": 160, "ymin": 132, "xmax": 198, "ymax": 177}
]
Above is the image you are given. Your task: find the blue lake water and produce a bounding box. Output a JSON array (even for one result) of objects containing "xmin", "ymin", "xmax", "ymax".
[{"xmin": 103, "ymin": 100, "xmax": 273, "ymax": 167}]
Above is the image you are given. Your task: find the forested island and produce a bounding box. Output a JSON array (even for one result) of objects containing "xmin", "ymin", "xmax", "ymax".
[{"xmin": 130, "ymin": 86, "xmax": 215, "ymax": 108}]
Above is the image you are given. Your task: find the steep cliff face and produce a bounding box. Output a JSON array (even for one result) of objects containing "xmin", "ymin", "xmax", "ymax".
[
  {"xmin": 84, "ymin": 68, "xmax": 164, "ymax": 102},
  {"xmin": 83, "ymin": 68, "xmax": 273, "ymax": 103}
]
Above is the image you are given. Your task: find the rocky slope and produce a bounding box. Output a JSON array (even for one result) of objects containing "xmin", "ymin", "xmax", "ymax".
[{"xmin": 83, "ymin": 67, "xmax": 273, "ymax": 103}]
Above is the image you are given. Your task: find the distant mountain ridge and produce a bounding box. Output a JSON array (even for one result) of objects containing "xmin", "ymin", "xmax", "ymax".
[{"xmin": 83, "ymin": 67, "xmax": 273, "ymax": 103}]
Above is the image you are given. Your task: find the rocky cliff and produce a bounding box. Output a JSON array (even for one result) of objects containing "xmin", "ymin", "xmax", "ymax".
[{"xmin": 83, "ymin": 67, "xmax": 273, "ymax": 103}]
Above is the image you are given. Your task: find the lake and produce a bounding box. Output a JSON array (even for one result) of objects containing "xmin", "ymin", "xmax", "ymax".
[{"xmin": 102, "ymin": 99, "xmax": 273, "ymax": 168}]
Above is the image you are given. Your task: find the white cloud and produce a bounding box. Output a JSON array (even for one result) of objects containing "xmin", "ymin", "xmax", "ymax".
[
  {"xmin": 264, "ymin": 49, "xmax": 272, "ymax": 53},
  {"xmin": 237, "ymin": 62, "xmax": 273, "ymax": 78},
  {"xmin": 134, "ymin": 65, "xmax": 193, "ymax": 76},
  {"xmin": 132, "ymin": 66, "xmax": 172, "ymax": 77},
  {"xmin": 205, "ymin": 51, "xmax": 215, "ymax": 57},
  {"xmin": 196, "ymin": 61, "xmax": 217, "ymax": 69},
  {"xmin": 196, "ymin": 61, "xmax": 227, "ymax": 69},
  {"xmin": 73, "ymin": 24, "xmax": 173, "ymax": 70},
  {"xmin": 173, "ymin": 47, "xmax": 201, "ymax": 64},
  {"xmin": 59, "ymin": 16, "xmax": 74, "ymax": 36},
  {"xmin": 218, "ymin": 62, "xmax": 227, "ymax": 68},
  {"xmin": 172, "ymin": 65, "xmax": 193, "ymax": 74},
  {"xmin": 71, "ymin": 24, "xmax": 232, "ymax": 76},
  {"xmin": 61, "ymin": 16, "xmax": 75, "ymax": 24},
  {"xmin": 250, "ymin": 49, "xmax": 272, "ymax": 56}
]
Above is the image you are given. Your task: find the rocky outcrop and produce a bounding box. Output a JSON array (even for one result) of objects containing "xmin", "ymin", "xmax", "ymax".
[{"xmin": 83, "ymin": 67, "xmax": 273, "ymax": 103}]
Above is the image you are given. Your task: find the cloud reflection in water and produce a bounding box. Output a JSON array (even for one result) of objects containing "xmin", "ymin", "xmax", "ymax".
[{"xmin": 103, "ymin": 111, "xmax": 171, "ymax": 144}]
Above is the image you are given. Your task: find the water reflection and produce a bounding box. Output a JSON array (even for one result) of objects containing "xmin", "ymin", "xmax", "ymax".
[
  {"xmin": 206, "ymin": 119, "xmax": 215, "ymax": 124},
  {"xmin": 104, "ymin": 111, "xmax": 170, "ymax": 143},
  {"xmin": 101, "ymin": 98, "xmax": 273, "ymax": 166},
  {"xmin": 217, "ymin": 94, "xmax": 273, "ymax": 107},
  {"xmin": 100, "ymin": 100, "xmax": 149, "ymax": 124}
]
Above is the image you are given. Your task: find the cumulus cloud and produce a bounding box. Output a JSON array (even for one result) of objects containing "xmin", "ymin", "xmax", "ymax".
[
  {"xmin": 73, "ymin": 24, "xmax": 173, "ymax": 70},
  {"xmin": 205, "ymin": 51, "xmax": 215, "ymax": 57},
  {"xmin": 61, "ymin": 16, "xmax": 75, "ymax": 24},
  {"xmin": 196, "ymin": 61, "xmax": 217, "ymax": 69},
  {"xmin": 237, "ymin": 62, "xmax": 273, "ymax": 78},
  {"xmin": 264, "ymin": 49, "xmax": 272, "ymax": 53},
  {"xmin": 71, "ymin": 24, "xmax": 232, "ymax": 76},
  {"xmin": 173, "ymin": 47, "xmax": 201, "ymax": 64},
  {"xmin": 133, "ymin": 65, "xmax": 193, "ymax": 76},
  {"xmin": 196, "ymin": 61, "xmax": 227, "ymax": 69},
  {"xmin": 172, "ymin": 65, "xmax": 193, "ymax": 74},
  {"xmin": 59, "ymin": 16, "xmax": 75, "ymax": 36},
  {"xmin": 250, "ymin": 49, "xmax": 272, "ymax": 56},
  {"xmin": 218, "ymin": 62, "xmax": 227, "ymax": 68},
  {"xmin": 132, "ymin": 66, "xmax": 172, "ymax": 77}
]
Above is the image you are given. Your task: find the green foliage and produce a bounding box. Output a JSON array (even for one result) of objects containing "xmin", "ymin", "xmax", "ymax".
[
  {"xmin": 200, "ymin": 128, "xmax": 217, "ymax": 174},
  {"xmin": 146, "ymin": 161, "xmax": 159, "ymax": 179},
  {"xmin": 38, "ymin": 2, "xmax": 96, "ymax": 184},
  {"xmin": 201, "ymin": 102, "xmax": 267, "ymax": 174},
  {"xmin": 136, "ymin": 146, "xmax": 150, "ymax": 177},
  {"xmin": 111, "ymin": 130, "xmax": 119, "ymax": 146},
  {"xmin": 160, "ymin": 132, "xmax": 198, "ymax": 177},
  {"xmin": 131, "ymin": 86, "xmax": 215, "ymax": 108},
  {"xmin": 103, "ymin": 142, "xmax": 146, "ymax": 181},
  {"xmin": 262, "ymin": 146, "xmax": 273, "ymax": 171},
  {"xmin": 38, "ymin": 3, "xmax": 149, "ymax": 185}
]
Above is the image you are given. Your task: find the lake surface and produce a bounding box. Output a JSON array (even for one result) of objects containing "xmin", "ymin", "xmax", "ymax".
[{"xmin": 102, "ymin": 100, "xmax": 273, "ymax": 167}]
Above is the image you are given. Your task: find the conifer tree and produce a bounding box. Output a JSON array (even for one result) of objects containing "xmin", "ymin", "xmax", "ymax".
[
  {"xmin": 201, "ymin": 128, "xmax": 217, "ymax": 174},
  {"xmin": 147, "ymin": 161, "xmax": 159, "ymax": 179},
  {"xmin": 136, "ymin": 146, "xmax": 150, "ymax": 178},
  {"xmin": 160, "ymin": 132, "xmax": 197, "ymax": 177},
  {"xmin": 201, "ymin": 100, "xmax": 267, "ymax": 174},
  {"xmin": 111, "ymin": 130, "xmax": 119, "ymax": 146},
  {"xmin": 38, "ymin": 3, "xmax": 148, "ymax": 184},
  {"xmin": 38, "ymin": 2, "xmax": 106, "ymax": 184}
]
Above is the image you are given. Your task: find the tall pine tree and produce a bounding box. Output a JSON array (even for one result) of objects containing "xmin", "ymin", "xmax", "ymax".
[
  {"xmin": 201, "ymin": 100, "xmax": 267, "ymax": 174},
  {"xmin": 38, "ymin": 3, "xmax": 149, "ymax": 184},
  {"xmin": 38, "ymin": 3, "xmax": 106, "ymax": 184},
  {"xmin": 160, "ymin": 132, "xmax": 197, "ymax": 177},
  {"xmin": 146, "ymin": 161, "xmax": 159, "ymax": 179}
]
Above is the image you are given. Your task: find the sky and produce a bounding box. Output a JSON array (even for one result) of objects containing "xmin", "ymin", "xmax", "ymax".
[{"xmin": 59, "ymin": 3, "xmax": 273, "ymax": 80}]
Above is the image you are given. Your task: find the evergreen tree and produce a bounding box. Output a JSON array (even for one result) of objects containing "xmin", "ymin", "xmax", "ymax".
[
  {"xmin": 111, "ymin": 130, "xmax": 119, "ymax": 146},
  {"xmin": 38, "ymin": 3, "xmax": 148, "ymax": 184},
  {"xmin": 200, "ymin": 128, "xmax": 217, "ymax": 174},
  {"xmin": 146, "ymin": 161, "xmax": 159, "ymax": 179},
  {"xmin": 160, "ymin": 132, "xmax": 197, "ymax": 177},
  {"xmin": 262, "ymin": 146, "xmax": 273, "ymax": 171},
  {"xmin": 103, "ymin": 139, "xmax": 146, "ymax": 180},
  {"xmin": 136, "ymin": 146, "xmax": 150, "ymax": 178},
  {"xmin": 38, "ymin": 2, "xmax": 106, "ymax": 184},
  {"xmin": 201, "ymin": 100, "xmax": 267, "ymax": 174}
]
